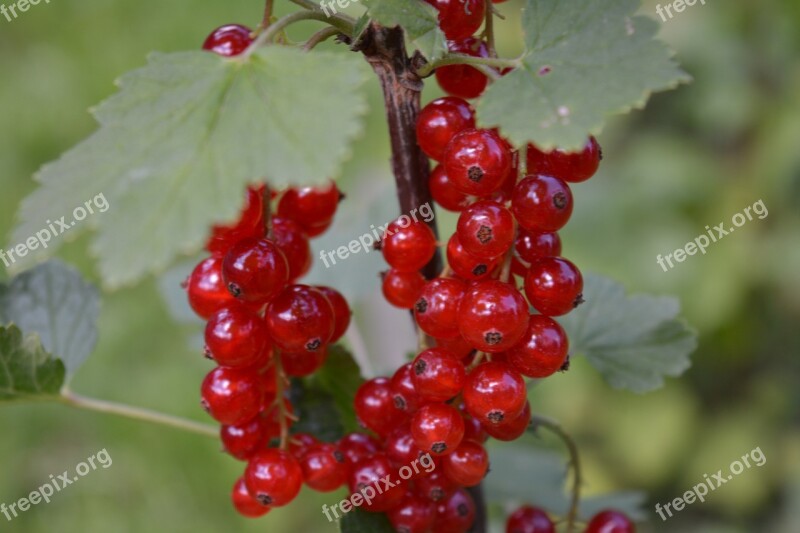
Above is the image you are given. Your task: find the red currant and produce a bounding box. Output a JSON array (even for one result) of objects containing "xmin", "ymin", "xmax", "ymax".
[
  {"xmin": 457, "ymin": 280, "xmax": 529, "ymax": 352},
  {"xmin": 512, "ymin": 175, "xmax": 574, "ymax": 233},
  {"xmin": 411, "ymin": 403, "xmax": 465, "ymax": 456},
  {"xmin": 515, "ymin": 230, "xmax": 562, "ymax": 263},
  {"xmin": 385, "ymin": 425, "xmax": 425, "ymax": 467},
  {"xmin": 585, "ymin": 510, "xmax": 636, "ymax": 533},
  {"xmin": 231, "ymin": 477, "xmax": 270, "ymax": 518},
  {"xmin": 277, "ymin": 181, "xmax": 341, "ymax": 237},
  {"xmin": 347, "ymin": 453, "xmax": 406, "ymax": 512},
  {"xmin": 200, "ymin": 366, "xmax": 263, "ymax": 426},
  {"xmin": 388, "ymin": 493, "xmax": 436, "ymax": 533},
  {"xmin": 433, "ymin": 488, "xmax": 476, "ymax": 533},
  {"xmin": 430, "ymin": 164, "xmax": 472, "ymax": 212},
  {"xmin": 417, "ymin": 97, "xmax": 476, "ymax": 161},
  {"xmin": 445, "ymin": 129, "xmax": 513, "ymax": 197},
  {"xmin": 265, "ymin": 285, "xmax": 335, "ymax": 353},
  {"xmin": 447, "ymin": 234, "xmax": 500, "ymax": 281},
  {"xmin": 204, "ymin": 304, "xmax": 270, "ymax": 368},
  {"xmin": 390, "ymin": 362, "xmax": 422, "ymax": 413},
  {"xmin": 442, "ymin": 440, "xmax": 489, "ymax": 487},
  {"xmin": 281, "ymin": 347, "xmax": 328, "ymax": 377},
  {"xmin": 506, "ymin": 315, "xmax": 569, "ymax": 378},
  {"xmin": 186, "ymin": 257, "xmax": 235, "ymax": 319},
  {"xmin": 456, "ymin": 200, "xmax": 515, "ymax": 259},
  {"xmin": 527, "ymin": 137, "xmax": 602, "ymax": 183},
  {"xmin": 300, "ymin": 442, "xmax": 348, "ymax": 492},
  {"xmin": 428, "ymin": 0, "xmax": 485, "ymax": 41},
  {"xmin": 506, "ymin": 505, "xmax": 555, "ymax": 533},
  {"xmin": 524, "ymin": 257, "xmax": 584, "ymax": 316},
  {"xmin": 206, "ymin": 184, "xmax": 264, "ymax": 256},
  {"xmin": 383, "ymin": 269, "xmax": 427, "ymax": 309},
  {"xmin": 354, "ymin": 378, "xmax": 409, "ymax": 437},
  {"xmin": 412, "ymin": 348, "xmax": 466, "ymax": 402},
  {"xmin": 382, "ymin": 219, "xmax": 438, "ymax": 272},
  {"xmin": 221, "ymin": 415, "xmax": 268, "ymax": 461},
  {"xmin": 463, "ymin": 361, "xmax": 526, "ymax": 425},
  {"xmin": 203, "ymin": 24, "xmax": 253, "ymax": 57},
  {"xmin": 288, "ymin": 432, "xmax": 318, "ymax": 459},
  {"xmin": 415, "ymin": 277, "xmax": 467, "ymax": 340},
  {"xmin": 436, "ymin": 38, "xmax": 490, "ymax": 99},
  {"xmin": 337, "ymin": 432, "xmax": 382, "ymax": 466},
  {"xmin": 415, "ymin": 470, "xmax": 457, "ymax": 502},
  {"xmin": 272, "ymin": 217, "xmax": 311, "ymax": 281},
  {"xmin": 315, "ymin": 285, "xmax": 351, "ymax": 342},
  {"xmin": 222, "ymin": 238, "xmax": 289, "ymax": 304},
  {"xmin": 245, "ymin": 448, "xmax": 304, "ymax": 507},
  {"xmin": 483, "ymin": 400, "xmax": 530, "ymax": 441}
]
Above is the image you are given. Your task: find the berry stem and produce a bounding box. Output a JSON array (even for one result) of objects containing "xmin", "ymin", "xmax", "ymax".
[
  {"xmin": 272, "ymin": 348, "xmax": 291, "ymax": 450},
  {"xmin": 530, "ymin": 415, "xmax": 583, "ymax": 532},
  {"xmin": 303, "ymin": 26, "xmax": 341, "ymax": 51},
  {"xmin": 59, "ymin": 389, "xmax": 218, "ymax": 438},
  {"xmin": 245, "ymin": 10, "xmax": 354, "ymax": 57},
  {"xmin": 483, "ymin": 0, "xmax": 497, "ymax": 58},
  {"xmin": 261, "ymin": 0, "xmax": 275, "ymax": 31},
  {"xmin": 416, "ymin": 54, "xmax": 519, "ymax": 78},
  {"xmin": 262, "ymin": 184, "xmax": 273, "ymax": 239}
]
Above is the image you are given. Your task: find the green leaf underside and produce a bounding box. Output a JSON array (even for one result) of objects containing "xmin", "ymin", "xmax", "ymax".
[
  {"xmin": 477, "ymin": 0, "xmax": 690, "ymax": 150},
  {"xmin": 0, "ymin": 325, "xmax": 65, "ymax": 402},
  {"xmin": 290, "ymin": 379, "xmax": 347, "ymax": 443},
  {"xmin": 558, "ymin": 274, "xmax": 697, "ymax": 393},
  {"xmin": 338, "ymin": 508, "xmax": 394, "ymax": 532},
  {"xmin": 0, "ymin": 260, "xmax": 99, "ymax": 378},
  {"xmin": 363, "ymin": 0, "xmax": 448, "ymax": 60},
  {"xmin": 11, "ymin": 47, "xmax": 369, "ymax": 288}
]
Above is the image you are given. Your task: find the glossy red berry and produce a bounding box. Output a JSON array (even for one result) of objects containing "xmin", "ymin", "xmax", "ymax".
[
  {"xmin": 265, "ymin": 285, "xmax": 335, "ymax": 353},
  {"xmin": 512, "ymin": 175, "xmax": 574, "ymax": 233},
  {"xmin": 506, "ymin": 505, "xmax": 555, "ymax": 533},
  {"xmin": 272, "ymin": 217, "xmax": 312, "ymax": 281},
  {"xmin": 354, "ymin": 378, "xmax": 409, "ymax": 437},
  {"xmin": 515, "ymin": 230, "xmax": 562, "ymax": 263},
  {"xmin": 412, "ymin": 348, "xmax": 466, "ymax": 402},
  {"xmin": 200, "ymin": 366, "xmax": 263, "ymax": 426},
  {"xmin": 315, "ymin": 286, "xmax": 351, "ymax": 342},
  {"xmin": 221, "ymin": 415, "xmax": 268, "ymax": 461},
  {"xmin": 204, "ymin": 304, "xmax": 270, "ymax": 368},
  {"xmin": 222, "ymin": 238, "xmax": 289, "ymax": 304},
  {"xmin": 388, "ymin": 493, "xmax": 436, "ymax": 533},
  {"xmin": 447, "ymin": 233, "xmax": 500, "ymax": 281},
  {"xmin": 585, "ymin": 510, "xmax": 636, "ymax": 533},
  {"xmin": 527, "ymin": 137, "xmax": 602, "ymax": 183},
  {"xmin": 277, "ymin": 181, "xmax": 341, "ymax": 237},
  {"xmin": 245, "ymin": 448, "xmax": 304, "ymax": 507},
  {"xmin": 383, "ymin": 269, "xmax": 427, "ymax": 309},
  {"xmin": 436, "ymin": 38, "xmax": 490, "ymax": 99},
  {"xmin": 382, "ymin": 219, "xmax": 438, "ymax": 272},
  {"xmin": 300, "ymin": 442, "xmax": 348, "ymax": 492},
  {"xmin": 442, "ymin": 440, "xmax": 489, "ymax": 486},
  {"xmin": 288, "ymin": 432, "xmax": 318, "ymax": 459},
  {"xmin": 348, "ymin": 453, "xmax": 406, "ymax": 512},
  {"xmin": 385, "ymin": 425, "xmax": 424, "ymax": 467},
  {"xmin": 187, "ymin": 257, "xmax": 235, "ymax": 319},
  {"xmin": 524, "ymin": 257, "xmax": 584, "ymax": 316},
  {"xmin": 231, "ymin": 477, "xmax": 270, "ymax": 518},
  {"xmin": 206, "ymin": 185, "xmax": 264, "ymax": 256},
  {"xmin": 415, "ymin": 470, "xmax": 457, "ymax": 502},
  {"xmin": 445, "ymin": 129, "xmax": 513, "ymax": 197},
  {"xmin": 456, "ymin": 200, "xmax": 515, "ymax": 259},
  {"xmin": 280, "ymin": 347, "xmax": 328, "ymax": 377},
  {"xmin": 417, "ymin": 97, "xmax": 476, "ymax": 161},
  {"xmin": 457, "ymin": 280, "xmax": 529, "ymax": 352},
  {"xmin": 463, "ymin": 361, "xmax": 526, "ymax": 425},
  {"xmin": 337, "ymin": 432, "xmax": 382, "ymax": 466},
  {"xmin": 411, "ymin": 403, "xmax": 465, "ymax": 456},
  {"xmin": 433, "ymin": 488, "xmax": 476, "ymax": 533},
  {"xmin": 428, "ymin": 0, "xmax": 485, "ymax": 40},
  {"xmin": 462, "ymin": 412, "xmax": 488, "ymax": 443},
  {"xmin": 390, "ymin": 363, "xmax": 422, "ymax": 413},
  {"xmin": 506, "ymin": 315, "xmax": 569, "ymax": 378},
  {"xmin": 430, "ymin": 164, "xmax": 472, "ymax": 212},
  {"xmin": 203, "ymin": 24, "xmax": 253, "ymax": 57},
  {"xmin": 415, "ymin": 277, "xmax": 467, "ymax": 340},
  {"xmin": 483, "ymin": 400, "xmax": 530, "ymax": 441}
]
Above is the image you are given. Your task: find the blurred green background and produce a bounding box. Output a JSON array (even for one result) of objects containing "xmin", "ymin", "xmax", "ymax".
[{"xmin": 1, "ymin": 0, "xmax": 798, "ymax": 532}]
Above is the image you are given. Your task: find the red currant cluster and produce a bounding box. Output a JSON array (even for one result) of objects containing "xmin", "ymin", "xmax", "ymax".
[{"xmin": 506, "ymin": 505, "xmax": 635, "ymax": 533}]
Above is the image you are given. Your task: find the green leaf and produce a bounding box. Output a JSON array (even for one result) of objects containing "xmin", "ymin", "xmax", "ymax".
[
  {"xmin": 310, "ymin": 344, "xmax": 364, "ymax": 434},
  {"xmin": 0, "ymin": 260, "xmax": 99, "ymax": 379},
  {"xmin": 558, "ymin": 274, "xmax": 697, "ymax": 393},
  {"xmin": 0, "ymin": 325, "xmax": 65, "ymax": 402},
  {"xmin": 362, "ymin": 0, "xmax": 448, "ymax": 60},
  {"xmin": 11, "ymin": 47, "xmax": 369, "ymax": 288},
  {"xmin": 289, "ymin": 379, "xmax": 347, "ymax": 443},
  {"xmin": 338, "ymin": 508, "xmax": 394, "ymax": 533},
  {"xmin": 477, "ymin": 0, "xmax": 690, "ymax": 150}
]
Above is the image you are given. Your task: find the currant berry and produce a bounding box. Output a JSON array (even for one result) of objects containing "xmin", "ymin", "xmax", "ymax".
[
  {"xmin": 463, "ymin": 361, "xmax": 526, "ymax": 425},
  {"xmin": 457, "ymin": 280, "xmax": 529, "ymax": 352},
  {"xmin": 203, "ymin": 24, "xmax": 253, "ymax": 57},
  {"xmin": 445, "ymin": 129, "xmax": 513, "ymax": 197},
  {"xmin": 447, "ymin": 234, "xmax": 500, "ymax": 281},
  {"xmin": 354, "ymin": 378, "xmax": 409, "ymax": 437},
  {"xmin": 272, "ymin": 217, "xmax": 312, "ymax": 281},
  {"xmin": 288, "ymin": 432, "xmax": 318, "ymax": 460},
  {"xmin": 430, "ymin": 164, "xmax": 472, "ymax": 212},
  {"xmin": 280, "ymin": 347, "xmax": 328, "ymax": 377},
  {"xmin": 265, "ymin": 285, "xmax": 335, "ymax": 353},
  {"xmin": 186, "ymin": 257, "xmax": 235, "ymax": 319},
  {"xmin": 441, "ymin": 440, "xmax": 489, "ymax": 487},
  {"xmin": 222, "ymin": 237, "xmax": 289, "ymax": 304},
  {"xmin": 462, "ymin": 412, "xmax": 488, "ymax": 443},
  {"xmin": 277, "ymin": 181, "xmax": 342, "ymax": 237},
  {"xmin": 427, "ymin": 0, "xmax": 485, "ymax": 41},
  {"xmin": 436, "ymin": 38, "xmax": 490, "ymax": 99},
  {"xmin": 204, "ymin": 304, "xmax": 270, "ymax": 368},
  {"xmin": 437, "ymin": 335, "xmax": 477, "ymax": 360},
  {"xmin": 200, "ymin": 366, "xmax": 263, "ymax": 426},
  {"xmin": 415, "ymin": 470, "xmax": 457, "ymax": 502},
  {"xmin": 388, "ymin": 493, "xmax": 436, "ymax": 533},
  {"xmin": 382, "ymin": 219, "xmax": 438, "ymax": 272},
  {"xmin": 523, "ymin": 257, "xmax": 584, "ymax": 316},
  {"xmin": 383, "ymin": 269, "xmax": 427, "ymax": 309},
  {"xmin": 411, "ymin": 403, "xmax": 465, "ymax": 456},
  {"xmin": 245, "ymin": 448, "xmax": 304, "ymax": 507},
  {"xmin": 515, "ymin": 230, "xmax": 562, "ymax": 264},
  {"xmin": 385, "ymin": 425, "xmax": 425, "ymax": 468},
  {"xmin": 314, "ymin": 286, "xmax": 351, "ymax": 342},
  {"xmin": 415, "ymin": 277, "xmax": 467, "ymax": 340},
  {"xmin": 527, "ymin": 137, "xmax": 602, "ymax": 183},
  {"xmin": 506, "ymin": 505, "xmax": 555, "ymax": 533},
  {"xmin": 231, "ymin": 477, "xmax": 270, "ymax": 518},
  {"xmin": 456, "ymin": 200, "xmax": 515, "ymax": 259},
  {"xmin": 511, "ymin": 175, "xmax": 574, "ymax": 233},
  {"xmin": 585, "ymin": 510, "xmax": 636, "ymax": 533},
  {"xmin": 417, "ymin": 97, "xmax": 476, "ymax": 161},
  {"xmin": 483, "ymin": 400, "xmax": 530, "ymax": 441},
  {"xmin": 506, "ymin": 315, "xmax": 569, "ymax": 378},
  {"xmin": 206, "ymin": 185, "xmax": 264, "ymax": 256},
  {"xmin": 390, "ymin": 362, "xmax": 422, "ymax": 413},
  {"xmin": 412, "ymin": 347, "xmax": 466, "ymax": 402},
  {"xmin": 221, "ymin": 415, "xmax": 268, "ymax": 461},
  {"xmin": 347, "ymin": 453, "xmax": 406, "ymax": 512},
  {"xmin": 433, "ymin": 488, "xmax": 476, "ymax": 533},
  {"xmin": 337, "ymin": 432, "xmax": 382, "ymax": 466},
  {"xmin": 300, "ymin": 442, "xmax": 348, "ymax": 492}
]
